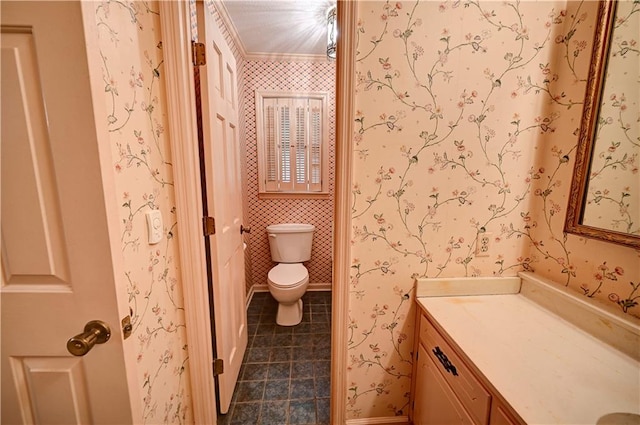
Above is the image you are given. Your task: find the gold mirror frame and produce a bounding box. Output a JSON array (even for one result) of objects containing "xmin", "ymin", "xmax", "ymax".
[{"xmin": 565, "ymin": 0, "xmax": 640, "ymax": 249}]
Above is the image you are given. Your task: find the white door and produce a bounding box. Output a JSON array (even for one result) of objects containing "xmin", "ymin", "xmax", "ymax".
[
  {"xmin": 1, "ymin": 2, "xmax": 136, "ymax": 424},
  {"xmin": 196, "ymin": 1, "xmax": 248, "ymax": 414}
]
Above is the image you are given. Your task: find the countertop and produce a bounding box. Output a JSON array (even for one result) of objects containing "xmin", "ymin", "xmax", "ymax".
[{"xmin": 416, "ymin": 274, "xmax": 640, "ymax": 425}]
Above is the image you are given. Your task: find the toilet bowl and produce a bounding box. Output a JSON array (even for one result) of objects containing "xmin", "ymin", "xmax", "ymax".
[
  {"xmin": 266, "ymin": 223, "xmax": 315, "ymax": 326},
  {"xmin": 267, "ymin": 263, "xmax": 309, "ymax": 326}
]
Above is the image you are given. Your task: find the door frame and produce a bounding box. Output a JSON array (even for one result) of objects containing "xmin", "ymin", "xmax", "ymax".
[
  {"xmin": 158, "ymin": 1, "xmax": 357, "ymax": 423},
  {"xmin": 158, "ymin": 2, "xmax": 217, "ymax": 424},
  {"xmin": 330, "ymin": 2, "xmax": 356, "ymax": 423}
]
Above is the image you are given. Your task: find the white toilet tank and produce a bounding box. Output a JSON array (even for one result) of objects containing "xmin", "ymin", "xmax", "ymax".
[{"xmin": 267, "ymin": 223, "xmax": 315, "ymax": 263}]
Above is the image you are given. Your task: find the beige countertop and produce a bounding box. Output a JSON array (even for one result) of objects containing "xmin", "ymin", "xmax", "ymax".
[{"xmin": 416, "ymin": 274, "xmax": 640, "ymax": 425}]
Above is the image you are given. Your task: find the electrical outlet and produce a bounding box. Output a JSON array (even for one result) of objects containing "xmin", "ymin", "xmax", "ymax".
[{"xmin": 476, "ymin": 232, "xmax": 492, "ymax": 257}]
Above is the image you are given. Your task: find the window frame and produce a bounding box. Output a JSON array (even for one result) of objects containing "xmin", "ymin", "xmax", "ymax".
[{"xmin": 255, "ymin": 90, "xmax": 330, "ymax": 199}]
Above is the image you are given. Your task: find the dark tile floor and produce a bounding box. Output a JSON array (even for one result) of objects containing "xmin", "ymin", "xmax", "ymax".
[{"xmin": 218, "ymin": 291, "xmax": 332, "ymax": 425}]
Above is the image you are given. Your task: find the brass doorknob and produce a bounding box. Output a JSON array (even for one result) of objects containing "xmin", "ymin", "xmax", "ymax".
[
  {"xmin": 240, "ymin": 225, "xmax": 251, "ymax": 234},
  {"xmin": 67, "ymin": 320, "xmax": 111, "ymax": 356}
]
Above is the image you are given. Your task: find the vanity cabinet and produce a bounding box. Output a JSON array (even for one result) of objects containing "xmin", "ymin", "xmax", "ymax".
[
  {"xmin": 412, "ymin": 309, "xmax": 524, "ymax": 425},
  {"xmin": 412, "ymin": 274, "xmax": 640, "ymax": 424}
]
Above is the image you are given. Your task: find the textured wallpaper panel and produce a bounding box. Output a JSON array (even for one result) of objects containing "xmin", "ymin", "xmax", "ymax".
[
  {"xmin": 94, "ymin": 1, "xmax": 192, "ymax": 423},
  {"xmin": 241, "ymin": 61, "xmax": 336, "ymax": 288}
]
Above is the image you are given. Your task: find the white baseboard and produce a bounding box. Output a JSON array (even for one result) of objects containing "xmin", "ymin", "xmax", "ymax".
[
  {"xmin": 246, "ymin": 286, "xmax": 256, "ymax": 307},
  {"xmin": 345, "ymin": 417, "xmax": 410, "ymax": 425},
  {"xmin": 308, "ymin": 282, "xmax": 332, "ymax": 291},
  {"xmin": 250, "ymin": 285, "xmax": 269, "ymax": 293},
  {"xmin": 246, "ymin": 283, "xmax": 331, "ymax": 307}
]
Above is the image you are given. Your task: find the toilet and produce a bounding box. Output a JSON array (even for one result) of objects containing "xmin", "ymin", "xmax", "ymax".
[{"xmin": 266, "ymin": 223, "xmax": 315, "ymax": 326}]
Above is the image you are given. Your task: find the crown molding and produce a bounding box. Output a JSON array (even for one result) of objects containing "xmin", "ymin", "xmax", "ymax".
[
  {"xmin": 213, "ymin": 1, "xmax": 248, "ymax": 58},
  {"xmin": 244, "ymin": 52, "xmax": 332, "ymax": 62}
]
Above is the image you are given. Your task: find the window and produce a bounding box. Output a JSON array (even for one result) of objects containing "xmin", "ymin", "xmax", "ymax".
[{"xmin": 256, "ymin": 91, "xmax": 329, "ymax": 197}]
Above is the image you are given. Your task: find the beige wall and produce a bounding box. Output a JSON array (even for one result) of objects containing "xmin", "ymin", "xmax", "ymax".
[
  {"xmin": 348, "ymin": 0, "xmax": 639, "ymax": 420},
  {"xmin": 92, "ymin": 2, "xmax": 192, "ymax": 423}
]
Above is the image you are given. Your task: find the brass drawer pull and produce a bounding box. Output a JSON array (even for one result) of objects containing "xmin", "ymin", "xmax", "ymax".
[{"xmin": 433, "ymin": 346, "xmax": 458, "ymax": 376}]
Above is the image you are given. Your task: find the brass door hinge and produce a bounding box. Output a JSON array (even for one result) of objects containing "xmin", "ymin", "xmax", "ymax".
[
  {"xmin": 203, "ymin": 216, "xmax": 216, "ymax": 236},
  {"xmin": 213, "ymin": 358, "xmax": 224, "ymax": 376},
  {"xmin": 192, "ymin": 42, "xmax": 206, "ymax": 66}
]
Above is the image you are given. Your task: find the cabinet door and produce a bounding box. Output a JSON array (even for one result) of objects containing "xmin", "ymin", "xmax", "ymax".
[
  {"xmin": 414, "ymin": 344, "xmax": 476, "ymax": 425},
  {"xmin": 420, "ymin": 315, "xmax": 491, "ymax": 423},
  {"xmin": 490, "ymin": 400, "xmax": 523, "ymax": 425}
]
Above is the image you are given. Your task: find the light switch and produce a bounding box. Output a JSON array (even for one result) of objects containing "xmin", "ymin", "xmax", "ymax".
[{"xmin": 145, "ymin": 210, "xmax": 163, "ymax": 244}]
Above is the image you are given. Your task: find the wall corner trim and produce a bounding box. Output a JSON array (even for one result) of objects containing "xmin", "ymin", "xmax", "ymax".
[{"xmin": 331, "ymin": 1, "xmax": 357, "ymax": 424}]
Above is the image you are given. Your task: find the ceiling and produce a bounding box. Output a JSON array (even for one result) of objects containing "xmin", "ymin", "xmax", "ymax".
[{"xmin": 219, "ymin": 0, "xmax": 336, "ymax": 58}]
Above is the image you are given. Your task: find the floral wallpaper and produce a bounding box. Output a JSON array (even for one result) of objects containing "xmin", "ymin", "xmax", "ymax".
[
  {"xmin": 348, "ymin": 0, "xmax": 639, "ymax": 420},
  {"xmin": 582, "ymin": 0, "xmax": 639, "ymax": 235},
  {"xmin": 93, "ymin": 2, "xmax": 192, "ymax": 423}
]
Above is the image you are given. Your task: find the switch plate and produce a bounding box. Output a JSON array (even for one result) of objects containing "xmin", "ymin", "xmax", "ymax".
[{"xmin": 146, "ymin": 210, "xmax": 163, "ymax": 244}]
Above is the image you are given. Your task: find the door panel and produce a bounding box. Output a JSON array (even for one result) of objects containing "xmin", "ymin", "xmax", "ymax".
[
  {"xmin": 1, "ymin": 2, "xmax": 134, "ymax": 424},
  {"xmin": 196, "ymin": 1, "xmax": 248, "ymax": 414},
  {"xmin": 1, "ymin": 29, "xmax": 70, "ymax": 288},
  {"xmin": 10, "ymin": 357, "xmax": 92, "ymax": 425}
]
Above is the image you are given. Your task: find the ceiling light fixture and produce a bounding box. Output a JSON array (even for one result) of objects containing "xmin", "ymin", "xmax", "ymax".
[{"xmin": 327, "ymin": 6, "xmax": 337, "ymax": 60}]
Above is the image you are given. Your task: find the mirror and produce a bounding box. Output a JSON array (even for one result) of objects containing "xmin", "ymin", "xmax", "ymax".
[{"xmin": 565, "ymin": 0, "xmax": 640, "ymax": 249}]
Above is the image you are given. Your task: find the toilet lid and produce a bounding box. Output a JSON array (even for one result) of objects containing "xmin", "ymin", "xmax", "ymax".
[{"xmin": 268, "ymin": 263, "xmax": 308, "ymax": 287}]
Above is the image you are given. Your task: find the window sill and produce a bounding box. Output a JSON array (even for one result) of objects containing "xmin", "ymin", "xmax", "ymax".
[{"xmin": 258, "ymin": 192, "xmax": 331, "ymax": 200}]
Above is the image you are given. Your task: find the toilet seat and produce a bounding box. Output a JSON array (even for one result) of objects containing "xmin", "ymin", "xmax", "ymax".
[{"xmin": 268, "ymin": 263, "xmax": 308, "ymax": 288}]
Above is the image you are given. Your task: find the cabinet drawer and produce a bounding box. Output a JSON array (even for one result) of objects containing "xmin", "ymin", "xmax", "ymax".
[{"xmin": 420, "ymin": 314, "xmax": 491, "ymax": 425}]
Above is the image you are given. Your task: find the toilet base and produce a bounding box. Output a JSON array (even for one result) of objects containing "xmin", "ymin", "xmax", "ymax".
[{"xmin": 276, "ymin": 299, "xmax": 303, "ymax": 326}]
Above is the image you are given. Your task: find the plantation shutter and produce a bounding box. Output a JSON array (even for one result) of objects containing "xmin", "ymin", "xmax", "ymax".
[
  {"xmin": 263, "ymin": 98, "xmax": 278, "ymax": 191},
  {"xmin": 294, "ymin": 100, "xmax": 307, "ymax": 190},
  {"xmin": 258, "ymin": 92, "xmax": 326, "ymax": 194},
  {"xmin": 308, "ymin": 99, "xmax": 322, "ymax": 192},
  {"xmin": 278, "ymin": 100, "xmax": 294, "ymax": 191}
]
